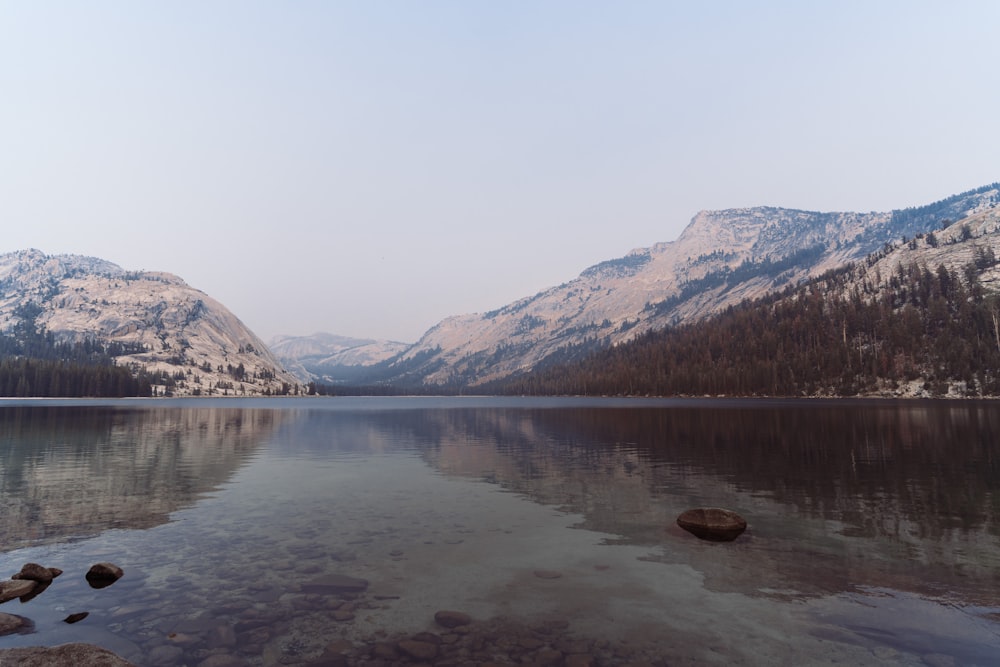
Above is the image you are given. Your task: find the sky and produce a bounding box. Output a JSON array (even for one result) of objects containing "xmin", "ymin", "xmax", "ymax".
[{"xmin": 2, "ymin": 1, "xmax": 998, "ymax": 343}]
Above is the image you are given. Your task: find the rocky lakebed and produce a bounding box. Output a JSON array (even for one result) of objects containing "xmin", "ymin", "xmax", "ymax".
[{"xmin": 0, "ymin": 559, "xmax": 679, "ymax": 667}]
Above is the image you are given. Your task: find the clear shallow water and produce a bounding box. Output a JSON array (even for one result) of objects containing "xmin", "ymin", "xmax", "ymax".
[{"xmin": 0, "ymin": 397, "xmax": 998, "ymax": 665}]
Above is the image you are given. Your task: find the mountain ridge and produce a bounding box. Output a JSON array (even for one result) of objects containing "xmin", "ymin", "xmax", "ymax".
[
  {"xmin": 323, "ymin": 183, "xmax": 999, "ymax": 388},
  {"xmin": 497, "ymin": 205, "xmax": 1000, "ymax": 397},
  {"xmin": 0, "ymin": 249, "xmax": 299, "ymax": 396}
]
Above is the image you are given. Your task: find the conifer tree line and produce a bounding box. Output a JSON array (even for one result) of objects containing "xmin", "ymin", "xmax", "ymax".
[
  {"xmin": 495, "ymin": 252, "xmax": 1000, "ymax": 398},
  {"xmin": 0, "ymin": 303, "xmax": 152, "ymax": 397}
]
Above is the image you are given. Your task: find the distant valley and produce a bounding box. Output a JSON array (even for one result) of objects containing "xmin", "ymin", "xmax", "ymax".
[{"xmin": 268, "ymin": 332, "xmax": 409, "ymax": 385}]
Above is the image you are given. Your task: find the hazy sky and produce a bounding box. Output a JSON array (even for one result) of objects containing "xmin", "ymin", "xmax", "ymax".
[{"xmin": 2, "ymin": 2, "xmax": 998, "ymax": 343}]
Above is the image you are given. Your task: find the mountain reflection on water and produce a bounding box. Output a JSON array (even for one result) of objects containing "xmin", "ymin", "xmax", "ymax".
[
  {"xmin": 0, "ymin": 398, "xmax": 997, "ymax": 666},
  {"xmin": 271, "ymin": 399, "xmax": 1000, "ymax": 603},
  {"xmin": 417, "ymin": 402, "xmax": 1000, "ymax": 604},
  {"xmin": 0, "ymin": 405, "xmax": 280, "ymax": 549}
]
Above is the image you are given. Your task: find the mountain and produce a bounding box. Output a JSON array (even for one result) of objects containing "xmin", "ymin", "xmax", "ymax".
[
  {"xmin": 499, "ymin": 206, "xmax": 1000, "ymax": 397},
  {"xmin": 363, "ymin": 183, "xmax": 1000, "ymax": 387},
  {"xmin": 0, "ymin": 249, "xmax": 299, "ymax": 396},
  {"xmin": 268, "ymin": 332, "xmax": 410, "ymax": 384}
]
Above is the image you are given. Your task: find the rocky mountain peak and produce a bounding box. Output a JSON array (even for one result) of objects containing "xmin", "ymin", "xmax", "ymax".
[{"xmin": 0, "ymin": 250, "xmax": 298, "ymax": 396}]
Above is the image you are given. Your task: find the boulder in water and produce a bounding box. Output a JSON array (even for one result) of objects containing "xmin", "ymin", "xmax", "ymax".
[
  {"xmin": 86, "ymin": 562, "xmax": 124, "ymax": 588},
  {"xmin": 676, "ymin": 508, "xmax": 747, "ymax": 541}
]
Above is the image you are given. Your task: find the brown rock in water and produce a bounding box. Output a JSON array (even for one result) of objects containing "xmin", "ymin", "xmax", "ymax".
[
  {"xmin": 0, "ymin": 579, "xmax": 37, "ymax": 604},
  {"xmin": 12, "ymin": 563, "xmax": 59, "ymax": 583},
  {"xmin": 64, "ymin": 612, "xmax": 90, "ymax": 624},
  {"xmin": 676, "ymin": 507, "xmax": 747, "ymax": 541},
  {"xmin": 86, "ymin": 562, "xmax": 124, "ymax": 588}
]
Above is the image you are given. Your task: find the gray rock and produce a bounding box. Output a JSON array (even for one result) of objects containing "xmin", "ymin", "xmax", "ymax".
[{"xmin": 0, "ymin": 642, "xmax": 135, "ymax": 666}]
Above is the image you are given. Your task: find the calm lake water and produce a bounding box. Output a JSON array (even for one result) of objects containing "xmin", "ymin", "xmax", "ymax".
[{"xmin": 0, "ymin": 397, "xmax": 998, "ymax": 666}]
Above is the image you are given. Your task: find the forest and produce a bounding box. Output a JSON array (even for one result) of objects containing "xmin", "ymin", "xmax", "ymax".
[
  {"xmin": 493, "ymin": 250, "xmax": 1000, "ymax": 398},
  {"xmin": 0, "ymin": 303, "xmax": 153, "ymax": 397}
]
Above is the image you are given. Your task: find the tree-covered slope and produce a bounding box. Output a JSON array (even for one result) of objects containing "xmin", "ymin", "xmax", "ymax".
[{"xmin": 496, "ymin": 209, "xmax": 1000, "ymax": 398}]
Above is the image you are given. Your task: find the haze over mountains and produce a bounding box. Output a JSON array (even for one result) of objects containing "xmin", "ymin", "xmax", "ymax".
[
  {"xmin": 267, "ymin": 333, "xmax": 409, "ymax": 385},
  {"xmin": 277, "ymin": 183, "xmax": 1000, "ymax": 388},
  {"xmin": 3, "ymin": 183, "xmax": 999, "ymax": 396}
]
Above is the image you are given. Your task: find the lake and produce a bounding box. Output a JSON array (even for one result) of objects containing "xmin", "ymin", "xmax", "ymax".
[{"xmin": 0, "ymin": 397, "xmax": 997, "ymax": 666}]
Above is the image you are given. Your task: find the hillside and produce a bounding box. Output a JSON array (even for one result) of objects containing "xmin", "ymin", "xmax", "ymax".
[
  {"xmin": 496, "ymin": 208, "xmax": 1000, "ymax": 398},
  {"xmin": 0, "ymin": 249, "xmax": 300, "ymax": 396},
  {"xmin": 357, "ymin": 183, "xmax": 1000, "ymax": 388}
]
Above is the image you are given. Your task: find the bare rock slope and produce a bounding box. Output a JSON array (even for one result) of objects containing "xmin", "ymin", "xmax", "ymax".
[{"xmin": 0, "ymin": 250, "xmax": 299, "ymax": 396}]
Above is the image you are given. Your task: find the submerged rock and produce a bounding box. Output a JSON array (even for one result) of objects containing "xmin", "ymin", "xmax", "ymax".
[
  {"xmin": 0, "ymin": 612, "xmax": 34, "ymax": 636},
  {"xmin": 434, "ymin": 610, "xmax": 472, "ymax": 628},
  {"xmin": 676, "ymin": 507, "xmax": 747, "ymax": 541},
  {"xmin": 397, "ymin": 639, "xmax": 438, "ymax": 660},
  {"xmin": 0, "ymin": 642, "xmax": 135, "ymax": 666}
]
